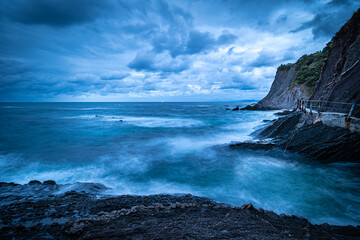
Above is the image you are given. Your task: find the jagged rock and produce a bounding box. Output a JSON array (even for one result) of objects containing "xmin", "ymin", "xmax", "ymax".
[
  {"xmin": 229, "ymin": 141, "xmax": 277, "ymax": 151},
  {"xmin": 240, "ymin": 203, "xmax": 254, "ymax": 210},
  {"xmin": 311, "ymin": 9, "xmax": 360, "ymax": 115},
  {"xmin": 240, "ymin": 104, "xmax": 270, "ymax": 110},
  {"xmin": 28, "ymin": 180, "xmax": 42, "ymax": 185},
  {"xmin": 232, "ymin": 106, "xmax": 240, "ymax": 111},
  {"xmin": 237, "ymin": 112, "xmax": 360, "ymax": 163},
  {"xmin": 43, "ymin": 180, "xmax": 56, "ymax": 185},
  {"xmin": 274, "ymin": 110, "xmax": 294, "ymax": 116}
]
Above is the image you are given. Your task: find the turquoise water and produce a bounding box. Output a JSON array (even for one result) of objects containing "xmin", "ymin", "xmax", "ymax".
[{"xmin": 0, "ymin": 102, "xmax": 359, "ymax": 225}]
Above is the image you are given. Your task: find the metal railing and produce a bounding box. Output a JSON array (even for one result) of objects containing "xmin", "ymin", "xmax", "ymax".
[{"xmin": 296, "ymin": 99, "xmax": 360, "ymax": 130}]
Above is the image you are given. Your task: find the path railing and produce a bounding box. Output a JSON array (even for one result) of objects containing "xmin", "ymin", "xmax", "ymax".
[{"xmin": 296, "ymin": 99, "xmax": 360, "ymax": 130}]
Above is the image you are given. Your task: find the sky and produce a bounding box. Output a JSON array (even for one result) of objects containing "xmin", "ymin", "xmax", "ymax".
[{"xmin": 0, "ymin": 0, "xmax": 359, "ymax": 102}]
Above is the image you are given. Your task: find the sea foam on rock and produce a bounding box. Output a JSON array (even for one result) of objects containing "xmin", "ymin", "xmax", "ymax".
[{"xmin": 231, "ymin": 111, "xmax": 360, "ymax": 163}]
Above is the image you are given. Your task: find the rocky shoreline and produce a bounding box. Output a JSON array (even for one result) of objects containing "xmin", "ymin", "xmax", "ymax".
[
  {"xmin": 230, "ymin": 110, "xmax": 360, "ymax": 163},
  {"xmin": 1, "ymin": 111, "xmax": 360, "ymax": 239},
  {"xmin": 1, "ymin": 181, "xmax": 360, "ymax": 239}
]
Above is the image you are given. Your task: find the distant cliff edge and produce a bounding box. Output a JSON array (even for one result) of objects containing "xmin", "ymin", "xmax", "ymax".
[{"xmin": 244, "ymin": 8, "xmax": 360, "ymax": 111}]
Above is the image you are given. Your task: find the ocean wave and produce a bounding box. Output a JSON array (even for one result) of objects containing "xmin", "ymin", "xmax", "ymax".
[
  {"xmin": 57, "ymin": 107, "xmax": 113, "ymax": 111},
  {"xmin": 0, "ymin": 106, "xmax": 24, "ymax": 109},
  {"xmin": 67, "ymin": 114, "xmax": 204, "ymax": 128}
]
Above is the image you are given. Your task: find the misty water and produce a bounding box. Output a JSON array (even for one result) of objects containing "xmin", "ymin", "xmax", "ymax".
[{"xmin": 0, "ymin": 102, "xmax": 359, "ymax": 226}]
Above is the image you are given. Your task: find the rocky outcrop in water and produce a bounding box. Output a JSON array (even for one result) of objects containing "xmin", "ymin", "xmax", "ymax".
[
  {"xmin": 1, "ymin": 181, "xmax": 359, "ymax": 240},
  {"xmin": 231, "ymin": 111, "xmax": 360, "ymax": 163},
  {"xmin": 243, "ymin": 8, "xmax": 360, "ymax": 111}
]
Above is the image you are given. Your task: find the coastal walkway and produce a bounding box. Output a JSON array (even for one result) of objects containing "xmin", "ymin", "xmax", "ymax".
[{"xmin": 297, "ymin": 99, "xmax": 360, "ymax": 133}]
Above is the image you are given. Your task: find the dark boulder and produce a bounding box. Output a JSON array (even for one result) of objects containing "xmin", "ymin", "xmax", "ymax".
[
  {"xmin": 28, "ymin": 180, "xmax": 42, "ymax": 185},
  {"xmin": 274, "ymin": 110, "xmax": 294, "ymax": 116},
  {"xmin": 229, "ymin": 141, "xmax": 277, "ymax": 151},
  {"xmin": 43, "ymin": 180, "xmax": 57, "ymax": 185}
]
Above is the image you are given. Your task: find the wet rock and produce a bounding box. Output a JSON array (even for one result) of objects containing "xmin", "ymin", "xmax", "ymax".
[
  {"xmin": 232, "ymin": 106, "xmax": 240, "ymax": 111},
  {"xmin": 43, "ymin": 180, "xmax": 56, "ymax": 186},
  {"xmin": 240, "ymin": 203, "xmax": 254, "ymax": 210},
  {"xmin": 229, "ymin": 141, "xmax": 277, "ymax": 151},
  {"xmin": 28, "ymin": 180, "xmax": 42, "ymax": 185},
  {"xmin": 238, "ymin": 111, "xmax": 360, "ymax": 163},
  {"xmin": 274, "ymin": 110, "xmax": 294, "ymax": 116},
  {"xmin": 225, "ymin": 108, "xmax": 231, "ymax": 110},
  {"xmin": 240, "ymin": 104, "xmax": 274, "ymax": 110},
  {"xmin": 0, "ymin": 182, "xmax": 359, "ymax": 239}
]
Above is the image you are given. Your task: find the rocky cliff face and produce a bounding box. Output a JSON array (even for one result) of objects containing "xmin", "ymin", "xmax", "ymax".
[
  {"xmin": 254, "ymin": 8, "xmax": 360, "ymax": 111},
  {"xmin": 256, "ymin": 65, "xmax": 309, "ymax": 109},
  {"xmin": 311, "ymin": 9, "xmax": 360, "ymax": 109}
]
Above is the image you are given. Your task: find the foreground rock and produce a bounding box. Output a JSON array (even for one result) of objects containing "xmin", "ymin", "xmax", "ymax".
[
  {"xmin": 230, "ymin": 111, "xmax": 360, "ymax": 163},
  {"xmin": 1, "ymin": 181, "xmax": 359, "ymax": 239}
]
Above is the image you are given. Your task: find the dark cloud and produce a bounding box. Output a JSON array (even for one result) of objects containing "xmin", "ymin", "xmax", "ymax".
[
  {"xmin": 290, "ymin": 0, "xmax": 359, "ymax": 38},
  {"xmin": 328, "ymin": 0, "xmax": 350, "ymax": 6},
  {"xmin": 0, "ymin": 59, "xmax": 28, "ymax": 76},
  {"xmin": 101, "ymin": 72, "xmax": 130, "ymax": 81},
  {"xmin": 249, "ymin": 51, "xmax": 276, "ymax": 67},
  {"xmin": 0, "ymin": 0, "xmax": 114, "ymax": 27},
  {"xmin": 128, "ymin": 51, "xmax": 190, "ymax": 73},
  {"xmin": 152, "ymin": 30, "xmax": 237, "ymax": 57},
  {"xmin": 220, "ymin": 76, "xmax": 257, "ymax": 90},
  {"xmin": 128, "ymin": 52, "xmax": 156, "ymax": 72},
  {"xmin": 0, "ymin": 0, "xmax": 359, "ymax": 101},
  {"xmin": 186, "ymin": 31, "xmax": 215, "ymax": 54}
]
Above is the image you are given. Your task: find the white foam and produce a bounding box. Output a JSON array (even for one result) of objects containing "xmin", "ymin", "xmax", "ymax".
[
  {"xmin": 0, "ymin": 106, "xmax": 23, "ymax": 109},
  {"xmin": 58, "ymin": 107, "xmax": 112, "ymax": 110},
  {"xmin": 66, "ymin": 114, "xmax": 204, "ymax": 128}
]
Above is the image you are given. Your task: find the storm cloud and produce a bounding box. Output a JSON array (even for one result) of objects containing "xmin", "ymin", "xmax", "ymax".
[{"xmin": 0, "ymin": 0, "xmax": 359, "ymax": 101}]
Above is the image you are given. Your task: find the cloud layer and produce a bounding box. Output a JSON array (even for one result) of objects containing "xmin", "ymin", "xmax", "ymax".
[{"xmin": 0, "ymin": 0, "xmax": 359, "ymax": 101}]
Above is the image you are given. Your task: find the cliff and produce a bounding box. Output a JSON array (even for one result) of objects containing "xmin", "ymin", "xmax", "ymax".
[
  {"xmin": 249, "ymin": 8, "xmax": 360, "ymax": 111},
  {"xmin": 310, "ymin": 8, "xmax": 360, "ymax": 108},
  {"xmin": 256, "ymin": 64, "xmax": 310, "ymax": 109}
]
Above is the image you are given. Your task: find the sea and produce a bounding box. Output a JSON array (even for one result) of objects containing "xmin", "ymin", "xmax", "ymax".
[{"xmin": 0, "ymin": 102, "xmax": 359, "ymax": 225}]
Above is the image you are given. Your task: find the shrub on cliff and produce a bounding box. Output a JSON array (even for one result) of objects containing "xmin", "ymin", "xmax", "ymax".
[
  {"xmin": 277, "ymin": 63, "xmax": 293, "ymax": 71},
  {"xmin": 293, "ymin": 43, "xmax": 331, "ymax": 89}
]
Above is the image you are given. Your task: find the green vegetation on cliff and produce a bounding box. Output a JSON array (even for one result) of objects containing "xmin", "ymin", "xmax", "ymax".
[
  {"xmin": 292, "ymin": 43, "xmax": 332, "ymax": 89},
  {"xmin": 277, "ymin": 63, "xmax": 293, "ymax": 71}
]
